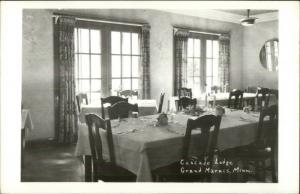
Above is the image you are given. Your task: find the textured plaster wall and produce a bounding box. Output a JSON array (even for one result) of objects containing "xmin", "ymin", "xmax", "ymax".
[
  {"xmin": 242, "ymin": 21, "xmax": 278, "ymax": 89},
  {"xmin": 23, "ymin": 9, "xmax": 244, "ymax": 140},
  {"xmin": 23, "ymin": 10, "xmax": 55, "ymax": 140}
]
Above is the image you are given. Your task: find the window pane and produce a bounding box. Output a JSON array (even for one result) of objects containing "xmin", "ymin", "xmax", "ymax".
[
  {"xmin": 187, "ymin": 58, "xmax": 193, "ymax": 76},
  {"xmin": 187, "ymin": 77, "xmax": 193, "ymax": 89},
  {"xmin": 122, "ymin": 79, "xmax": 131, "ymax": 90},
  {"xmin": 112, "ymin": 79, "xmax": 121, "ymax": 92},
  {"xmin": 111, "ymin": 31, "xmax": 120, "ymax": 54},
  {"xmin": 206, "ymin": 77, "xmax": 212, "ymax": 91},
  {"xmin": 91, "ymin": 92, "xmax": 101, "ymax": 103},
  {"xmin": 122, "ymin": 32, "xmax": 131, "ymax": 55},
  {"xmin": 132, "ymin": 56, "xmax": 139, "ymax": 77},
  {"xmin": 194, "ymin": 39, "xmax": 200, "ymax": 57},
  {"xmin": 188, "ymin": 38, "xmax": 193, "ymax": 57},
  {"xmin": 213, "ymin": 40, "xmax": 219, "ymax": 58},
  {"xmin": 194, "ymin": 58, "xmax": 200, "ymax": 76},
  {"xmin": 193, "ymin": 77, "xmax": 201, "ymax": 97},
  {"xmin": 91, "ymin": 55, "xmax": 101, "ymax": 78},
  {"xmin": 91, "ymin": 30, "xmax": 101, "ymax": 53},
  {"xmin": 132, "ymin": 79, "xmax": 139, "ymax": 90},
  {"xmin": 206, "ymin": 59, "xmax": 212, "ymax": 76},
  {"xmin": 122, "ymin": 56, "xmax": 131, "ymax": 77},
  {"xmin": 79, "ymin": 28, "xmax": 89, "ymax": 53},
  {"xmin": 213, "ymin": 59, "xmax": 219, "ymax": 77},
  {"xmin": 91, "ymin": 80, "xmax": 101, "ymax": 92},
  {"xmin": 74, "ymin": 29, "xmax": 78, "ymax": 52},
  {"xmin": 132, "ymin": 33, "xmax": 139, "ymax": 55},
  {"xmin": 213, "ymin": 76, "xmax": 219, "ymax": 86},
  {"xmin": 206, "ymin": 40, "xmax": 212, "ymax": 58},
  {"xmin": 112, "ymin": 55, "xmax": 121, "ymax": 78},
  {"xmin": 79, "ymin": 80, "xmax": 90, "ymax": 92},
  {"xmin": 79, "ymin": 54, "xmax": 89, "ymax": 78}
]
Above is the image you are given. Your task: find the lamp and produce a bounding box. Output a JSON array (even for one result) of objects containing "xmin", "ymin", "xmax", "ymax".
[{"xmin": 240, "ymin": 9, "xmax": 257, "ymax": 26}]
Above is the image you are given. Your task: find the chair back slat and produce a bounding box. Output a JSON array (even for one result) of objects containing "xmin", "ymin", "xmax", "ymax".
[
  {"xmin": 256, "ymin": 105, "xmax": 278, "ymax": 148},
  {"xmin": 228, "ymin": 89, "xmax": 244, "ymax": 109},
  {"xmin": 101, "ymin": 96, "xmax": 128, "ymax": 119},
  {"xmin": 118, "ymin": 90, "xmax": 138, "ymax": 98},
  {"xmin": 85, "ymin": 114, "xmax": 106, "ymax": 163},
  {"xmin": 158, "ymin": 92, "xmax": 165, "ymax": 113},
  {"xmin": 178, "ymin": 88, "xmax": 192, "ymax": 98},
  {"xmin": 182, "ymin": 115, "xmax": 222, "ymax": 160},
  {"xmin": 108, "ymin": 101, "xmax": 139, "ymax": 120},
  {"xmin": 178, "ymin": 97, "xmax": 197, "ymax": 111},
  {"xmin": 256, "ymin": 87, "xmax": 270, "ymax": 110}
]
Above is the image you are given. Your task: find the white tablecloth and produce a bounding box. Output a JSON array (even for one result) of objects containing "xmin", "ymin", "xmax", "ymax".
[
  {"xmin": 22, "ymin": 109, "xmax": 34, "ymax": 132},
  {"xmin": 79, "ymin": 99, "xmax": 158, "ymax": 123},
  {"xmin": 75, "ymin": 109, "xmax": 260, "ymax": 182}
]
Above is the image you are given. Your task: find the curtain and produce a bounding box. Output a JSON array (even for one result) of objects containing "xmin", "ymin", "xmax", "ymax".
[
  {"xmin": 55, "ymin": 17, "xmax": 78, "ymax": 144},
  {"xmin": 174, "ymin": 29, "xmax": 189, "ymax": 96},
  {"xmin": 140, "ymin": 25, "xmax": 151, "ymax": 99},
  {"xmin": 219, "ymin": 34, "xmax": 230, "ymax": 92}
]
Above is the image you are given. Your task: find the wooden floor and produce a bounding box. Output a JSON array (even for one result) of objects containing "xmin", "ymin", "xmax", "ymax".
[{"xmin": 21, "ymin": 141, "xmax": 84, "ymax": 182}]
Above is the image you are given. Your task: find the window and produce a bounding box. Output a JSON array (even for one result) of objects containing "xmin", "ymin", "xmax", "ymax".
[
  {"xmin": 186, "ymin": 34, "xmax": 219, "ymax": 96},
  {"xmin": 111, "ymin": 31, "xmax": 140, "ymax": 95},
  {"xmin": 74, "ymin": 22, "xmax": 141, "ymax": 102}
]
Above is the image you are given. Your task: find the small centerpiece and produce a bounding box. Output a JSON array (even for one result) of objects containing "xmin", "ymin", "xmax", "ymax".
[{"xmin": 156, "ymin": 112, "xmax": 168, "ymax": 126}]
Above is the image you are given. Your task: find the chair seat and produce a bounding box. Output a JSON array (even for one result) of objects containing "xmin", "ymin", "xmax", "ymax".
[{"xmin": 95, "ymin": 161, "xmax": 136, "ymax": 182}]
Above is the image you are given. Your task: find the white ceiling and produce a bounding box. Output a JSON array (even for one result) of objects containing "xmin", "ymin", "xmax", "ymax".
[
  {"xmin": 159, "ymin": 9, "xmax": 278, "ymax": 24},
  {"xmin": 217, "ymin": 9, "xmax": 277, "ymax": 16}
]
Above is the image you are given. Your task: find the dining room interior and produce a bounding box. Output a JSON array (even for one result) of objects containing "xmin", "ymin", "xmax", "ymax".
[{"xmin": 21, "ymin": 8, "xmax": 280, "ymax": 183}]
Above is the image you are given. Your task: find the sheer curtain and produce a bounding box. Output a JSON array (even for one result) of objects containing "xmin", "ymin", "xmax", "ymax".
[
  {"xmin": 55, "ymin": 16, "xmax": 78, "ymax": 144},
  {"xmin": 140, "ymin": 25, "xmax": 151, "ymax": 99},
  {"xmin": 174, "ymin": 29, "xmax": 189, "ymax": 96},
  {"xmin": 219, "ymin": 34, "xmax": 230, "ymax": 92}
]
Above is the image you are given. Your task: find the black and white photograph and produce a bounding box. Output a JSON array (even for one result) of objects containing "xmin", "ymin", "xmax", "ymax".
[{"xmin": 1, "ymin": 1, "xmax": 299, "ymax": 194}]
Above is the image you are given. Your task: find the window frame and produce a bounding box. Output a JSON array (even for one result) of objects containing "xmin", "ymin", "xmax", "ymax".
[
  {"xmin": 75, "ymin": 20, "xmax": 141, "ymax": 101},
  {"xmin": 186, "ymin": 32, "xmax": 219, "ymax": 95}
]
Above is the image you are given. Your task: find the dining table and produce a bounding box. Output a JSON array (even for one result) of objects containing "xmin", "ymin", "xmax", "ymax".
[
  {"xmin": 169, "ymin": 92, "xmax": 277, "ymax": 112},
  {"xmin": 75, "ymin": 108, "xmax": 261, "ymax": 182},
  {"xmin": 79, "ymin": 99, "xmax": 158, "ymax": 123}
]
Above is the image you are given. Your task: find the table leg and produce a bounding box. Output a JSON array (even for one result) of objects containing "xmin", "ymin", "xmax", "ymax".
[{"xmin": 84, "ymin": 155, "xmax": 92, "ymax": 182}]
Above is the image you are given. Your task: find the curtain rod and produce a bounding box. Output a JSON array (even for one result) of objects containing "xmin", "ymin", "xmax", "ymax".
[
  {"xmin": 173, "ymin": 26, "xmax": 222, "ymax": 36},
  {"xmin": 52, "ymin": 13, "xmax": 146, "ymax": 27}
]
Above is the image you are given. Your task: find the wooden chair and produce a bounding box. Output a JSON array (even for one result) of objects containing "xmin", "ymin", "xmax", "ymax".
[
  {"xmin": 85, "ymin": 113, "xmax": 136, "ymax": 182},
  {"xmin": 178, "ymin": 87, "xmax": 192, "ymax": 98},
  {"xmin": 108, "ymin": 101, "xmax": 139, "ymax": 120},
  {"xmin": 158, "ymin": 92, "xmax": 165, "ymax": 113},
  {"xmin": 177, "ymin": 97, "xmax": 197, "ymax": 111},
  {"xmin": 76, "ymin": 93, "xmax": 88, "ymax": 112},
  {"xmin": 221, "ymin": 105, "xmax": 278, "ymax": 182},
  {"xmin": 256, "ymin": 87, "xmax": 270, "ymax": 110},
  {"xmin": 228, "ymin": 89, "xmax": 244, "ymax": 109},
  {"xmin": 118, "ymin": 90, "xmax": 138, "ymax": 99},
  {"xmin": 101, "ymin": 96, "xmax": 128, "ymax": 119},
  {"xmin": 153, "ymin": 114, "xmax": 222, "ymax": 182},
  {"xmin": 267, "ymin": 89, "xmax": 278, "ymax": 106}
]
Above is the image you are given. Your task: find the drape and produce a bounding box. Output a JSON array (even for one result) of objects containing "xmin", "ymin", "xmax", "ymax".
[
  {"xmin": 219, "ymin": 34, "xmax": 230, "ymax": 92},
  {"xmin": 55, "ymin": 17, "xmax": 78, "ymax": 144},
  {"xmin": 140, "ymin": 25, "xmax": 151, "ymax": 99},
  {"xmin": 174, "ymin": 29, "xmax": 189, "ymax": 96}
]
